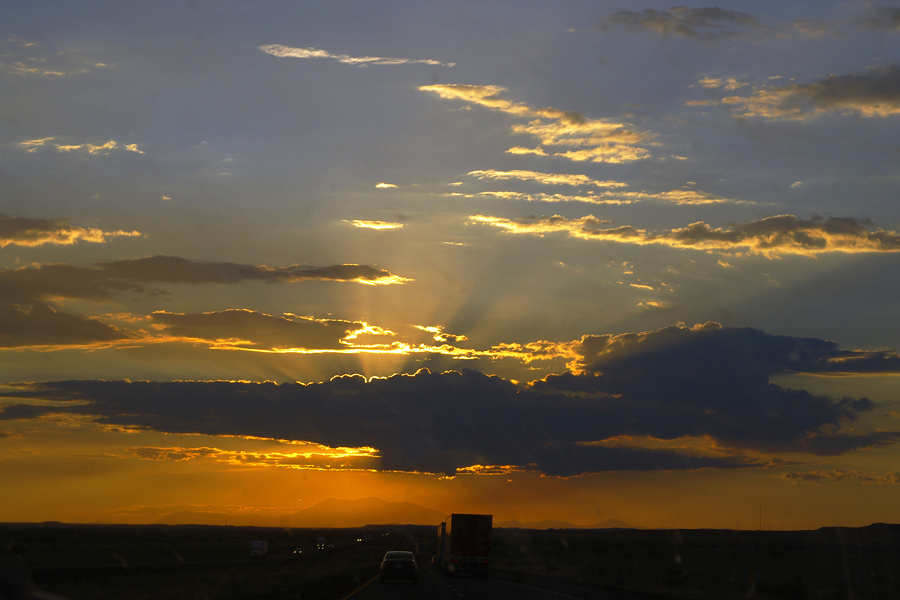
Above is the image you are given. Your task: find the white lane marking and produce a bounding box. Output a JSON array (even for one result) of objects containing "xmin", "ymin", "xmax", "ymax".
[{"xmin": 336, "ymin": 573, "xmax": 380, "ymax": 600}]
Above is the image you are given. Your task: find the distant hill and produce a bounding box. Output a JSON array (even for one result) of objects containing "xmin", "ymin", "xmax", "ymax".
[
  {"xmin": 156, "ymin": 500, "xmax": 639, "ymax": 530},
  {"xmin": 497, "ymin": 518, "xmax": 640, "ymax": 530},
  {"xmin": 287, "ymin": 497, "xmax": 446, "ymax": 528},
  {"xmin": 157, "ymin": 497, "xmax": 446, "ymax": 528}
]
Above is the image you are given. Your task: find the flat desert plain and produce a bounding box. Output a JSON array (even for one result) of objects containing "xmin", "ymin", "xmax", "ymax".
[{"xmin": 2, "ymin": 522, "xmax": 899, "ymax": 599}]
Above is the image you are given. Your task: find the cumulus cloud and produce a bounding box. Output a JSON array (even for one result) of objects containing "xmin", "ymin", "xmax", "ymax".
[
  {"xmin": 0, "ymin": 215, "xmax": 140, "ymax": 248},
  {"xmin": 259, "ymin": 44, "xmax": 455, "ymax": 67},
  {"xmin": 707, "ymin": 64, "xmax": 900, "ymax": 119},
  {"xmin": 419, "ymin": 84, "xmax": 652, "ymax": 163},
  {"xmin": 531, "ymin": 324, "xmax": 900, "ymax": 454},
  {"xmin": 470, "ymin": 213, "xmax": 900, "ymax": 257},
  {"xmin": 3, "ymin": 326, "xmax": 897, "ymax": 476},
  {"xmin": 603, "ymin": 6, "xmax": 759, "ymax": 40}
]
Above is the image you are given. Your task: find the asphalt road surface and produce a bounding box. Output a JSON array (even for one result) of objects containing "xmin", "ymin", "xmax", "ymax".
[{"xmin": 344, "ymin": 567, "xmax": 637, "ymax": 600}]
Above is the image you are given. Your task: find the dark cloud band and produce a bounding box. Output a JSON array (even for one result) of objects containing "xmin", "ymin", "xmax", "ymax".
[{"xmin": 3, "ymin": 326, "xmax": 895, "ymax": 476}]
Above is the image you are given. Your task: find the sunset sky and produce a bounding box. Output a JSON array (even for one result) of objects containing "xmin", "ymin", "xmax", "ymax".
[{"xmin": 2, "ymin": 1, "xmax": 900, "ymax": 529}]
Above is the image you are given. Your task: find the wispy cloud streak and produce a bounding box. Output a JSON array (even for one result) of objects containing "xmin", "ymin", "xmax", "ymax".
[
  {"xmin": 0, "ymin": 256, "xmax": 410, "ymax": 349},
  {"xmin": 0, "ymin": 215, "xmax": 140, "ymax": 248},
  {"xmin": 462, "ymin": 171, "xmax": 735, "ymax": 205},
  {"xmin": 19, "ymin": 138, "xmax": 143, "ymax": 155},
  {"xmin": 259, "ymin": 44, "xmax": 455, "ymax": 67}
]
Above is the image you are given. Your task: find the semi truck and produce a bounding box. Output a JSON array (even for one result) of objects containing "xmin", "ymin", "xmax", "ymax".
[{"xmin": 436, "ymin": 513, "xmax": 492, "ymax": 577}]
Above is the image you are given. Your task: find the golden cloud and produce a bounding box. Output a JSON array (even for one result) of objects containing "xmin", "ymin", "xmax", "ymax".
[
  {"xmin": 471, "ymin": 213, "xmax": 900, "ymax": 256},
  {"xmin": 550, "ymin": 145, "xmax": 651, "ymax": 163},
  {"xmin": 470, "ymin": 190, "xmax": 632, "ymax": 205},
  {"xmin": 19, "ymin": 137, "xmax": 144, "ymax": 155},
  {"xmin": 462, "ymin": 171, "xmax": 733, "ymax": 205},
  {"xmin": 506, "ymin": 146, "xmax": 548, "ymax": 156},
  {"xmin": 468, "ymin": 169, "xmax": 627, "ymax": 188},
  {"xmin": 346, "ymin": 220, "xmax": 404, "ymax": 230},
  {"xmin": 696, "ymin": 76, "xmax": 746, "ymax": 91},
  {"xmin": 487, "ymin": 340, "xmax": 581, "ymax": 364},
  {"xmin": 0, "ymin": 215, "xmax": 141, "ymax": 248},
  {"xmin": 413, "ymin": 325, "xmax": 468, "ymax": 344},
  {"xmin": 419, "ymin": 84, "xmax": 651, "ymax": 163},
  {"xmin": 127, "ymin": 443, "xmax": 379, "ymax": 470},
  {"xmin": 704, "ymin": 64, "xmax": 900, "ymax": 119}
]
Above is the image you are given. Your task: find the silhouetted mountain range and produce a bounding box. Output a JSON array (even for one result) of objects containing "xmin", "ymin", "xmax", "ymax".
[
  {"xmin": 156, "ymin": 497, "xmax": 640, "ymax": 529},
  {"xmin": 291, "ymin": 497, "xmax": 446, "ymax": 527},
  {"xmin": 496, "ymin": 518, "xmax": 640, "ymax": 530},
  {"xmin": 157, "ymin": 497, "xmax": 446, "ymax": 528}
]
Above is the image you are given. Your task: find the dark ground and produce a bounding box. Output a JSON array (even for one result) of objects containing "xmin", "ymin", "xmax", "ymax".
[
  {"xmin": 491, "ymin": 524, "xmax": 900, "ymax": 599},
  {"xmin": 2, "ymin": 522, "xmax": 899, "ymax": 599},
  {"xmin": 0, "ymin": 523, "xmax": 400, "ymax": 600}
]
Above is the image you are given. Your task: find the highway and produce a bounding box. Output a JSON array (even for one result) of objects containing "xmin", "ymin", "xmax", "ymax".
[
  {"xmin": 343, "ymin": 565, "xmax": 645, "ymax": 600},
  {"xmin": 339, "ymin": 528, "xmax": 658, "ymax": 600}
]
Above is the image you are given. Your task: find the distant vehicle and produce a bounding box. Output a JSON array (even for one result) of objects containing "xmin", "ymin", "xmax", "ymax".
[
  {"xmin": 436, "ymin": 514, "xmax": 491, "ymax": 577},
  {"xmin": 293, "ymin": 547, "xmax": 302, "ymax": 555},
  {"xmin": 250, "ymin": 540, "xmax": 268, "ymax": 559},
  {"xmin": 380, "ymin": 550, "xmax": 418, "ymax": 583},
  {"xmin": 316, "ymin": 536, "xmax": 326, "ymax": 550}
]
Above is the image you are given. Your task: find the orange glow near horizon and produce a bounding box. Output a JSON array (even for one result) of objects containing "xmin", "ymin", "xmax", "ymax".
[
  {"xmin": 4, "ymin": 4, "xmax": 900, "ymax": 534},
  {"xmin": 2, "ymin": 409, "xmax": 899, "ymax": 529}
]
